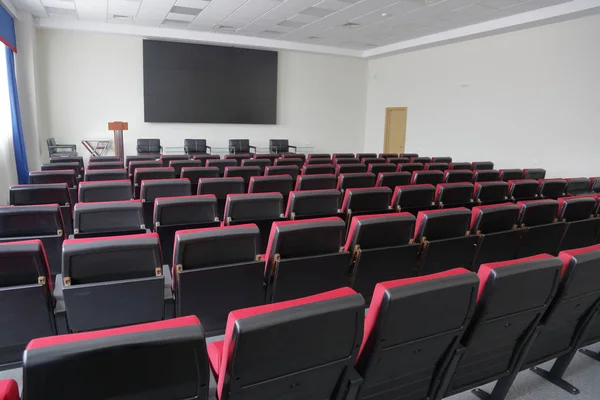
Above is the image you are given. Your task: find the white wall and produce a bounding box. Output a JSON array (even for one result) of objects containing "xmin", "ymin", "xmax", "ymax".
[
  {"xmin": 364, "ymin": 13, "xmax": 600, "ymax": 178},
  {"xmin": 35, "ymin": 30, "xmax": 367, "ymax": 161}
]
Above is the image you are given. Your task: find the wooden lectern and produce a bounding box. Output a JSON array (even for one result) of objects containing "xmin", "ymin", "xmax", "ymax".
[{"xmin": 108, "ymin": 121, "xmax": 128, "ymax": 163}]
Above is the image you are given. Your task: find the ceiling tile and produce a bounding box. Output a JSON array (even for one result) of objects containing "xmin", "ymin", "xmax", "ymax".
[
  {"xmin": 166, "ymin": 12, "xmax": 197, "ymax": 21},
  {"xmin": 317, "ymin": 0, "xmax": 351, "ymax": 12},
  {"xmin": 162, "ymin": 19, "xmax": 191, "ymax": 28},
  {"xmin": 171, "ymin": 5, "xmax": 203, "ymax": 15},
  {"xmin": 176, "ymin": 0, "xmax": 211, "ymax": 7},
  {"xmin": 299, "ymin": 7, "xmax": 335, "ymax": 17},
  {"xmin": 278, "ymin": 19, "xmax": 308, "ymax": 28},
  {"xmin": 41, "ymin": 0, "xmax": 76, "ymax": 10},
  {"xmin": 109, "ymin": 0, "xmax": 141, "ymax": 17}
]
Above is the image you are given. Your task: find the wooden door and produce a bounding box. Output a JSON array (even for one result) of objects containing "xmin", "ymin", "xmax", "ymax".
[{"xmin": 384, "ymin": 107, "xmax": 407, "ymax": 154}]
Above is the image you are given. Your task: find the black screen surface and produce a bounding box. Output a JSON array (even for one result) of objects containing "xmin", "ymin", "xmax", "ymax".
[{"xmin": 143, "ymin": 40, "xmax": 278, "ymax": 124}]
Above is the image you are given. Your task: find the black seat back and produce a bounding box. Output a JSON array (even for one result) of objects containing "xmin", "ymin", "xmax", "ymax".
[
  {"xmin": 474, "ymin": 181, "xmax": 509, "ymax": 205},
  {"xmin": 509, "ymin": 179, "xmax": 540, "ymax": 201},
  {"xmin": 141, "ymin": 179, "xmax": 191, "ymax": 203},
  {"xmin": 425, "ymin": 162, "xmax": 450, "ymax": 171},
  {"xmin": 432, "ymin": 156, "xmax": 452, "ymax": 163},
  {"xmin": 191, "ymin": 154, "xmax": 220, "ymax": 165},
  {"xmin": 41, "ymin": 162, "xmax": 80, "ymax": 179},
  {"xmin": 499, "ymin": 169, "xmax": 523, "ymax": 181},
  {"xmin": 181, "ymin": 167, "xmax": 220, "ymax": 192},
  {"xmin": 206, "ymin": 159, "xmax": 237, "ymax": 176},
  {"xmin": 368, "ymin": 163, "xmax": 396, "ymax": 175},
  {"xmin": 78, "ymin": 181, "xmax": 132, "ymax": 203},
  {"xmin": 224, "ymin": 166, "xmax": 261, "ymax": 190},
  {"xmin": 86, "ymin": 161, "xmax": 123, "ymax": 170},
  {"xmin": 73, "ymin": 200, "xmax": 145, "ymax": 235},
  {"xmin": 341, "ymin": 187, "xmax": 392, "ymax": 215},
  {"xmin": 472, "ymin": 161, "xmax": 494, "ymax": 170},
  {"xmin": 538, "ymin": 179, "xmax": 567, "ymax": 199},
  {"xmin": 565, "ymin": 177, "xmax": 591, "ymax": 195},
  {"xmin": 334, "ymin": 157, "xmax": 361, "ymax": 165},
  {"xmin": 444, "ymin": 170, "xmax": 473, "ymax": 183},
  {"xmin": 137, "ymin": 139, "xmax": 161, "ymax": 155},
  {"xmin": 449, "ymin": 162, "xmax": 472, "ymax": 170},
  {"xmin": 375, "ymin": 171, "xmax": 411, "ymax": 189},
  {"xmin": 169, "ymin": 160, "xmax": 203, "ymax": 177},
  {"xmin": 294, "ymin": 174, "xmax": 337, "ymax": 191},
  {"xmin": 265, "ymin": 165, "xmax": 300, "ymax": 180},
  {"xmin": 274, "ymin": 158, "xmax": 303, "ymax": 168},
  {"xmin": 411, "ymin": 170, "xmax": 443, "ymax": 185},
  {"xmin": 336, "ymin": 164, "xmax": 367, "ymax": 175},
  {"xmin": 286, "ymin": 190, "xmax": 341, "ymax": 219},
  {"xmin": 29, "ymin": 170, "xmax": 76, "ymax": 187},
  {"xmin": 337, "ymin": 173, "xmax": 376, "ymax": 191},
  {"xmin": 472, "ymin": 169, "xmax": 500, "ymax": 182},
  {"xmin": 435, "ymin": 183, "xmax": 474, "ymax": 207},
  {"xmin": 523, "ymin": 168, "xmax": 546, "ymax": 180},
  {"xmin": 10, "ymin": 183, "xmax": 70, "ymax": 206},
  {"xmin": 84, "ymin": 169, "xmax": 128, "ymax": 181},
  {"xmin": 302, "ymin": 164, "xmax": 335, "ymax": 175},
  {"xmin": 241, "ymin": 158, "xmax": 271, "ymax": 174},
  {"xmin": 392, "ymin": 184, "xmax": 435, "ymax": 213},
  {"xmin": 229, "ymin": 139, "xmax": 252, "ymax": 153},
  {"xmin": 184, "ymin": 138, "xmax": 208, "ymax": 155},
  {"xmin": 385, "ymin": 157, "xmax": 410, "ymax": 166},
  {"xmin": 249, "ymin": 175, "xmax": 293, "ymax": 197},
  {"xmin": 128, "ymin": 160, "xmax": 162, "ymax": 180},
  {"xmin": 397, "ymin": 162, "xmax": 423, "ymax": 174}
]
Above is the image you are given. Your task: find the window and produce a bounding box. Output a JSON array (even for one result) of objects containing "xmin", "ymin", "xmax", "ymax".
[{"xmin": 0, "ymin": 45, "xmax": 11, "ymax": 137}]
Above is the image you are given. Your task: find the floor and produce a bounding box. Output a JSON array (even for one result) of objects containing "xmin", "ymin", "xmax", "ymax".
[{"xmin": 2, "ymin": 341, "xmax": 600, "ymax": 399}]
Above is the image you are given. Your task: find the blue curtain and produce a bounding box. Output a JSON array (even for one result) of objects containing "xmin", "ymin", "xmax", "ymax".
[{"xmin": 5, "ymin": 46, "xmax": 29, "ymax": 183}]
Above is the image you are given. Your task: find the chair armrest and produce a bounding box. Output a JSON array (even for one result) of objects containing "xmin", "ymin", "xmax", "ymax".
[
  {"xmin": 160, "ymin": 146, "xmax": 163, "ymax": 154},
  {"xmin": 206, "ymin": 145, "xmax": 211, "ymax": 154},
  {"xmin": 270, "ymin": 146, "xmax": 278, "ymax": 153},
  {"xmin": 53, "ymin": 274, "xmax": 69, "ymax": 334},
  {"xmin": 162, "ymin": 264, "xmax": 174, "ymax": 319},
  {"xmin": 50, "ymin": 144, "xmax": 76, "ymax": 150},
  {"xmin": 249, "ymin": 145, "xmax": 257, "ymax": 154},
  {"xmin": 230, "ymin": 147, "xmax": 236, "ymax": 154},
  {"xmin": 288, "ymin": 145, "xmax": 297, "ymax": 153}
]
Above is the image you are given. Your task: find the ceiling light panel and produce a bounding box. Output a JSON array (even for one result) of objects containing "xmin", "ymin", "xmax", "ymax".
[
  {"xmin": 176, "ymin": 0, "xmax": 211, "ymax": 7},
  {"xmin": 109, "ymin": 0, "xmax": 141, "ymax": 17},
  {"xmin": 41, "ymin": 0, "xmax": 76, "ymax": 10}
]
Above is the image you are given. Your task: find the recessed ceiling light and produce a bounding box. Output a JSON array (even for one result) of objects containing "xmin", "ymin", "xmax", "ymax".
[{"xmin": 381, "ymin": 13, "xmax": 388, "ymax": 17}]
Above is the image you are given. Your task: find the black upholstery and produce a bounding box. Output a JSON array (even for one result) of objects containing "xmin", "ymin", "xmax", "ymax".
[
  {"xmin": 241, "ymin": 158, "xmax": 271, "ymax": 174},
  {"xmin": 367, "ymin": 163, "xmax": 396, "ymax": 175},
  {"xmin": 397, "ymin": 163, "xmax": 423, "ymax": 174},
  {"xmin": 248, "ymin": 175, "xmax": 294, "ymax": 201},
  {"xmin": 229, "ymin": 139, "xmax": 256, "ymax": 154},
  {"xmin": 472, "ymin": 169, "xmax": 500, "ymax": 182},
  {"xmin": 294, "ymin": 174, "xmax": 337, "ymax": 191},
  {"xmin": 566, "ymin": 177, "xmax": 592, "ymax": 195},
  {"xmin": 474, "ymin": 181, "xmax": 509, "ymax": 205},
  {"xmin": 50, "ymin": 156, "xmax": 83, "ymax": 175},
  {"xmin": 206, "ymin": 159, "xmax": 237, "ymax": 176},
  {"xmin": 375, "ymin": 171, "xmax": 411, "ymax": 189},
  {"xmin": 412, "ymin": 157, "xmax": 431, "ymax": 164},
  {"xmin": 435, "ymin": 183, "xmax": 474, "ymax": 208},
  {"xmin": 10, "ymin": 184, "xmax": 73, "ymax": 236},
  {"xmin": 285, "ymin": 189, "xmax": 341, "ymax": 220},
  {"xmin": 305, "ymin": 158, "xmax": 333, "ymax": 165},
  {"xmin": 281, "ymin": 153, "xmax": 306, "ymax": 163},
  {"xmin": 392, "ymin": 184, "xmax": 436, "ymax": 215},
  {"xmin": 385, "ymin": 157, "xmax": 410, "ymax": 166},
  {"xmin": 471, "ymin": 161, "xmax": 494, "ymax": 170},
  {"xmin": 78, "ymin": 181, "xmax": 132, "ymax": 203},
  {"xmin": 184, "ymin": 138, "xmax": 210, "ymax": 155},
  {"xmin": 41, "ymin": 162, "xmax": 80, "ymax": 179},
  {"xmin": 356, "ymin": 153, "xmax": 377, "ymax": 161},
  {"xmin": 432, "ymin": 156, "xmax": 453, "ymax": 163},
  {"xmin": 224, "ymin": 166, "xmax": 261, "ymax": 190},
  {"xmin": 274, "ymin": 158, "xmax": 303, "ymax": 168},
  {"xmin": 73, "ymin": 200, "xmax": 146, "ymax": 238},
  {"xmin": 538, "ymin": 179, "xmax": 567, "ymax": 199},
  {"xmin": 425, "ymin": 162, "xmax": 449, "ymax": 171},
  {"xmin": 84, "ymin": 169, "xmax": 128, "ymax": 181},
  {"xmin": 450, "ymin": 162, "xmax": 472, "ymax": 170},
  {"xmin": 557, "ymin": 197, "xmax": 600, "ymax": 251},
  {"xmin": 334, "ymin": 157, "xmax": 361, "ymax": 165},
  {"xmin": 362, "ymin": 158, "xmax": 386, "ymax": 167},
  {"xmin": 136, "ymin": 139, "xmax": 162, "ymax": 155},
  {"xmin": 133, "ymin": 167, "xmax": 176, "ymax": 199},
  {"xmin": 128, "ymin": 160, "xmax": 162, "ymax": 181},
  {"xmin": 265, "ymin": 165, "xmax": 300, "ymax": 180},
  {"xmin": 46, "ymin": 138, "xmax": 77, "ymax": 157},
  {"xmin": 411, "ymin": 170, "xmax": 443, "ymax": 185},
  {"xmin": 169, "ymin": 160, "xmax": 203, "ymax": 177},
  {"xmin": 307, "ymin": 153, "xmax": 331, "ymax": 160},
  {"xmin": 181, "ymin": 167, "xmax": 220, "ymax": 193},
  {"xmin": 270, "ymin": 139, "xmax": 296, "ymax": 153},
  {"xmin": 198, "ymin": 177, "xmax": 245, "ymax": 220},
  {"xmin": 224, "ymin": 153, "xmax": 253, "ymax": 166},
  {"xmin": 399, "ymin": 153, "xmax": 418, "ymax": 158},
  {"xmin": 337, "ymin": 172, "xmax": 376, "ymax": 191},
  {"xmin": 125, "ymin": 155, "xmax": 157, "ymax": 170},
  {"xmin": 499, "ymin": 169, "xmax": 523, "ymax": 181},
  {"xmin": 140, "ymin": 179, "xmax": 192, "ymax": 227},
  {"xmin": 87, "ymin": 156, "xmax": 120, "ymax": 163},
  {"xmin": 159, "ymin": 155, "xmax": 189, "ymax": 167},
  {"xmin": 302, "ymin": 164, "xmax": 335, "ymax": 175},
  {"xmin": 516, "ymin": 200, "xmax": 566, "ymax": 257},
  {"xmin": 336, "ymin": 163, "xmax": 367, "ymax": 175},
  {"xmin": 332, "ymin": 153, "xmax": 356, "ymax": 160},
  {"xmin": 86, "ymin": 161, "xmax": 122, "ymax": 170},
  {"xmin": 523, "ymin": 168, "xmax": 547, "ymax": 179},
  {"xmin": 191, "ymin": 154, "xmax": 220, "ymax": 165},
  {"xmin": 509, "ymin": 179, "xmax": 540, "ymax": 201},
  {"xmin": 340, "ymin": 187, "xmax": 393, "ymax": 217},
  {"xmin": 444, "ymin": 170, "xmax": 473, "ymax": 183}
]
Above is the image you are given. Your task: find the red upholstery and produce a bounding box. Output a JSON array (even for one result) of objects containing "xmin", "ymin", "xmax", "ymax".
[
  {"xmin": 207, "ymin": 341, "xmax": 224, "ymax": 376},
  {"xmin": 344, "ymin": 212, "xmax": 414, "ymax": 252},
  {"xmin": 476, "ymin": 254, "xmax": 553, "ymax": 302},
  {"xmin": 558, "ymin": 244, "xmax": 600, "ymax": 278},
  {"xmin": 215, "ymin": 287, "xmax": 357, "ymax": 399},
  {"xmin": 414, "ymin": 207, "xmax": 469, "ymax": 239},
  {"xmin": 27, "ymin": 316, "xmax": 200, "ymax": 350},
  {"xmin": 359, "ymin": 268, "xmax": 471, "ymax": 359},
  {"xmin": 264, "ymin": 217, "xmax": 341, "ymax": 273},
  {"xmin": 0, "ymin": 380, "xmax": 19, "ymax": 400},
  {"xmin": 469, "ymin": 203, "xmax": 513, "ymax": 231}
]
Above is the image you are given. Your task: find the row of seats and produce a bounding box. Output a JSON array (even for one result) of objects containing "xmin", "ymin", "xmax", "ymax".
[{"xmin": 3, "ymin": 245, "xmax": 600, "ymax": 399}]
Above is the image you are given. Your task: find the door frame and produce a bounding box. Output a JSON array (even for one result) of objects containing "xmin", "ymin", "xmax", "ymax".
[{"xmin": 384, "ymin": 107, "xmax": 407, "ymax": 153}]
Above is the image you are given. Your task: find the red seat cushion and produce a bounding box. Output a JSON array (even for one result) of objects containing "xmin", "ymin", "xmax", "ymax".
[
  {"xmin": 27, "ymin": 316, "xmax": 200, "ymax": 350},
  {"xmin": 0, "ymin": 380, "xmax": 19, "ymax": 400},
  {"xmin": 208, "ymin": 341, "xmax": 224, "ymax": 376},
  {"xmin": 558, "ymin": 244, "xmax": 600, "ymax": 278}
]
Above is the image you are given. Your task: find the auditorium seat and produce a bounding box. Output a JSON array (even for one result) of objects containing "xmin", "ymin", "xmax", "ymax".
[
  {"xmin": 285, "ymin": 190, "xmax": 341, "ymax": 220},
  {"xmin": 21, "ymin": 316, "xmax": 209, "ymax": 400},
  {"xmin": 0, "ymin": 240, "xmax": 57, "ymax": 368},
  {"xmin": 334, "ymin": 157, "xmax": 362, "ymax": 165},
  {"xmin": 264, "ymin": 218, "xmax": 351, "ymax": 302},
  {"xmin": 0, "ymin": 205, "xmax": 65, "ymax": 276},
  {"xmin": 181, "ymin": 166, "xmax": 219, "ymax": 193},
  {"xmin": 354, "ymin": 268, "xmax": 478, "ymax": 400},
  {"xmin": 208, "ymin": 288, "xmax": 363, "ymax": 400},
  {"xmin": 10, "ymin": 183, "xmax": 73, "ymax": 236},
  {"xmin": 538, "ymin": 178, "xmax": 568, "ymax": 199},
  {"xmin": 224, "ymin": 193, "xmax": 285, "ymax": 252},
  {"xmin": 169, "ymin": 160, "xmax": 203, "ymax": 177},
  {"xmin": 432, "ymin": 156, "xmax": 453, "ymax": 163},
  {"xmin": 294, "ymin": 174, "xmax": 337, "ymax": 191},
  {"xmin": 84, "ymin": 168, "xmax": 127, "ymax": 182},
  {"xmin": 557, "ymin": 196, "xmax": 600, "ymax": 251},
  {"xmin": 307, "ymin": 153, "xmax": 331, "ymax": 160},
  {"xmin": 444, "ymin": 169, "xmax": 473, "ymax": 183},
  {"xmin": 472, "ymin": 169, "xmax": 500, "ymax": 182},
  {"xmin": 0, "ymin": 380, "xmax": 17, "ymax": 400},
  {"xmin": 516, "ymin": 245, "xmax": 600, "ymax": 395},
  {"xmin": 305, "ymin": 158, "xmax": 333, "ymax": 166},
  {"xmin": 340, "ymin": 187, "xmax": 393, "ymax": 221},
  {"xmin": 415, "ymin": 208, "xmax": 478, "ymax": 275},
  {"xmin": 367, "ymin": 163, "xmax": 396, "ymax": 175},
  {"xmin": 41, "ymin": 162, "xmax": 80, "ymax": 180},
  {"xmin": 473, "ymin": 181, "xmax": 509, "ymax": 205},
  {"xmin": 396, "ymin": 162, "xmax": 423, "ymax": 174},
  {"xmin": 362, "ymin": 157, "xmax": 386, "ymax": 168},
  {"xmin": 378, "ymin": 153, "xmax": 397, "ymax": 159},
  {"xmin": 499, "ymin": 168, "xmax": 523, "ymax": 181},
  {"xmin": 32, "ymin": 170, "xmax": 77, "ymax": 206},
  {"xmin": 424, "ymin": 162, "xmax": 449, "ymax": 172},
  {"xmin": 565, "ymin": 177, "xmax": 592, "ymax": 195},
  {"xmin": 516, "ymin": 199, "xmax": 566, "ymax": 257},
  {"xmin": 280, "ymin": 152, "xmax": 306, "ymax": 163},
  {"xmin": 470, "ymin": 203, "xmax": 522, "ymax": 270},
  {"xmin": 375, "ymin": 171, "xmax": 411, "ymax": 189},
  {"xmin": 302, "ymin": 164, "xmax": 335, "ymax": 175},
  {"xmin": 392, "ymin": 184, "xmax": 436, "ymax": 215},
  {"xmin": 274, "ymin": 157, "xmax": 303, "ymax": 168},
  {"xmin": 137, "ymin": 138, "xmax": 162, "ymax": 155},
  {"xmin": 438, "ymin": 255, "xmax": 561, "ymax": 399},
  {"xmin": 336, "ymin": 163, "xmax": 367, "ymax": 175},
  {"xmin": 345, "ymin": 213, "xmax": 421, "ymax": 302},
  {"xmin": 86, "ymin": 161, "xmax": 122, "ymax": 170},
  {"xmin": 191, "ymin": 154, "xmax": 220, "ymax": 165},
  {"xmin": 125, "ymin": 155, "xmax": 157, "ymax": 170},
  {"xmin": 224, "ymin": 153, "xmax": 253, "ymax": 166},
  {"xmin": 253, "ymin": 153, "xmax": 279, "ymax": 163},
  {"xmin": 172, "ymin": 225, "xmax": 264, "ymax": 335},
  {"xmin": 229, "ymin": 139, "xmax": 255, "ymax": 154},
  {"xmin": 88, "ymin": 156, "xmax": 120, "ymax": 163},
  {"xmin": 141, "ymin": 179, "xmax": 191, "ymax": 228},
  {"xmin": 449, "ymin": 162, "xmax": 472, "ymax": 170},
  {"xmin": 241, "ymin": 158, "xmax": 271, "ymax": 174},
  {"xmin": 523, "ymin": 168, "xmax": 547, "ymax": 179},
  {"xmin": 411, "ymin": 156, "xmax": 431, "ymax": 164},
  {"xmin": 248, "ymin": 175, "xmax": 294, "ymax": 204},
  {"xmin": 508, "ymin": 179, "xmax": 540, "ymax": 201},
  {"xmin": 471, "ymin": 161, "xmax": 494, "ymax": 170},
  {"xmin": 590, "ymin": 177, "xmax": 600, "ymax": 193},
  {"xmin": 184, "ymin": 138, "xmax": 211, "ymax": 156},
  {"xmin": 435, "ymin": 183, "xmax": 474, "ymax": 208},
  {"xmin": 264, "ymin": 165, "xmax": 300, "ymax": 180},
  {"xmin": 198, "ymin": 177, "xmax": 245, "ymax": 220},
  {"xmin": 399, "ymin": 153, "xmax": 418, "ymax": 158},
  {"xmin": 128, "ymin": 159, "xmax": 162, "ymax": 181},
  {"xmin": 356, "ymin": 153, "xmax": 377, "ymax": 161},
  {"xmin": 133, "ymin": 167, "xmax": 176, "ymax": 198},
  {"xmin": 59, "ymin": 233, "xmax": 166, "ymax": 332},
  {"xmin": 154, "ymin": 195, "xmax": 220, "ymax": 265},
  {"xmin": 411, "ymin": 170, "xmax": 443, "ymax": 185},
  {"xmin": 223, "ymin": 166, "xmax": 261, "ymax": 190},
  {"xmin": 78, "ymin": 180, "xmax": 132, "ymax": 203},
  {"xmin": 206, "ymin": 159, "xmax": 237, "ymax": 176},
  {"xmin": 72, "ymin": 200, "xmax": 147, "ymax": 238},
  {"xmin": 385, "ymin": 157, "xmax": 410, "ymax": 166},
  {"xmin": 337, "ymin": 172, "xmax": 376, "ymax": 193},
  {"xmin": 51, "ymin": 155, "xmax": 84, "ymax": 174}
]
